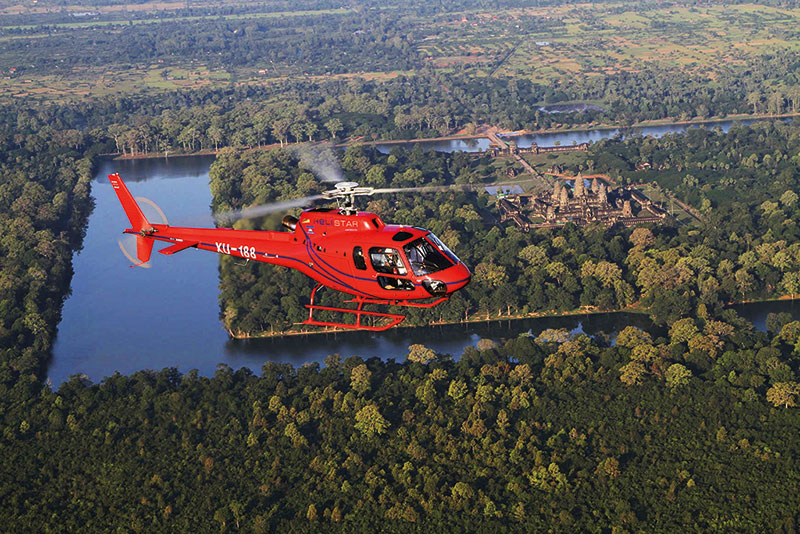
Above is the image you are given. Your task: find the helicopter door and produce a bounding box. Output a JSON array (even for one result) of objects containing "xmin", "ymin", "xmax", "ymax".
[{"xmin": 369, "ymin": 247, "xmax": 414, "ymax": 292}]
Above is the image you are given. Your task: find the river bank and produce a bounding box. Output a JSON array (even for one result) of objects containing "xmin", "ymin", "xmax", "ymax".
[
  {"xmin": 228, "ymin": 294, "xmax": 800, "ymax": 340},
  {"xmin": 104, "ymin": 112, "xmax": 800, "ymax": 161},
  {"xmin": 227, "ymin": 304, "xmax": 645, "ymax": 339}
]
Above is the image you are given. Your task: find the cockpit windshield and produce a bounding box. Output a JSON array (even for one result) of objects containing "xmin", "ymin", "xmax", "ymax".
[{"xmin": 403, "ymin": 234, "xmax": 457, "ymax": 276}]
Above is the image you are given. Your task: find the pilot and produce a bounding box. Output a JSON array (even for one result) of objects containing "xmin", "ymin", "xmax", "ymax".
[{"xmin": 386, "ymin": 250, "xmax": 402, "ymax": 274}]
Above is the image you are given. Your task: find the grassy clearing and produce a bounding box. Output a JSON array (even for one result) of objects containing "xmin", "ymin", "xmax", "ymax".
[
  {"xmin": 0, "ymin": 63, "xmax": 238, "ymax": 101},
  {"xmin": 636, "ymin": 183, "xmax": 695, "ymax": 224},
  {"xmin": 522, "ymin": 151, "xmax": 589, "ymax": 174}
]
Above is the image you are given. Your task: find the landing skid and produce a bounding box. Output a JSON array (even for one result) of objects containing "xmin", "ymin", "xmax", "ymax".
[{"xmin": 300, "ymin": 285, "xmax": 450, "ymax": 331}]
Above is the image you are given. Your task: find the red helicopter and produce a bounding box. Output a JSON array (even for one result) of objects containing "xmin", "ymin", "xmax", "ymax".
[{"xmin": 109, "ymin": 173, "xmax": 471, "ymax": 331}]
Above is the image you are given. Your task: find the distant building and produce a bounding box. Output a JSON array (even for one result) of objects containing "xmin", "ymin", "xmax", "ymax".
[{"xmin": 497, "ymin": 174, "xmax": 668, "ymax": 230}]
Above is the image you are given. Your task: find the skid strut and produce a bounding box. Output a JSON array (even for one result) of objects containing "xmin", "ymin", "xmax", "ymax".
[{"xmin": 302, "ymin": 284, "xmax": 406, "ymax": 331}]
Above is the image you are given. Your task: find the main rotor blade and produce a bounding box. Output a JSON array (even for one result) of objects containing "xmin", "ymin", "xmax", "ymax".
[
  {"xmin": 370, "ymin": 184, "xmax": 477, "ymax": 194},
  {"xmin": 371, "ymin": 178, "xmax": 541, "ymax": 195},
  {"xmin": 214, "ymin": 194, "xmax": 324, "ymax": 225}
]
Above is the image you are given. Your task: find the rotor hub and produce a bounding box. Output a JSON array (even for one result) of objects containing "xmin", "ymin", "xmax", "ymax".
[{"xmin": 323, "ymin": 182, "xmax": 375, "ymax": 214}]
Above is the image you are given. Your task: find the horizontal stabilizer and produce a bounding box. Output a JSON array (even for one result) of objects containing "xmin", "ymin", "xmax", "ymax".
[{"xmin": 159, "ymin": 241, "xmax": 198, "ymax": 255}]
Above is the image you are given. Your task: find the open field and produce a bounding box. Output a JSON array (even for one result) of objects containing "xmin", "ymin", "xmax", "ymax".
[
  {"xmin": 414, "ymin": 3, "xmax": 800, "ymax": 83},
  {"xmin": 1, "ymin": 2, "xmax": 800, "ymax": 103}
]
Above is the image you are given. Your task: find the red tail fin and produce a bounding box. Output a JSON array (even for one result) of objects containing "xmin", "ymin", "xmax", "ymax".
[
  {"xmin": 108, "ymin": 173, "xmax": 152, "ymax": 233},
  {"xmin": 136, "ymin": 235, "xmax": 155, "ymax": 264}
]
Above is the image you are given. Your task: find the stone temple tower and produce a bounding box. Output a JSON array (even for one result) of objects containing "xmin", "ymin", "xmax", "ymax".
[
  {"xmin": 574, "ymin": 172, "xmax": 585, "ymax": 198},
  {"xmin": 560, "ymin": 186, "xmax": 569, "ymax": 208},
  {"xmin": 622, "ymin": 199, "xmax": 633, "ymax": 217}
]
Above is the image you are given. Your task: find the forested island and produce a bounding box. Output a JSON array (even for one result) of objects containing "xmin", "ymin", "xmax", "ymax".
[
  {"xmin": 211, "ymin": 120, "xmax": 800, "ymax": 336},
  {"xmin": 2, "ymin": 0, "xmax": 800, "ymax": 531}
]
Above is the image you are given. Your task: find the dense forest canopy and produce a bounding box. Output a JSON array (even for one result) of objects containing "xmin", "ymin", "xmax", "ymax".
[{"xmin": 3, "ymin": 319, "xmax": 800, "ymax": 531}]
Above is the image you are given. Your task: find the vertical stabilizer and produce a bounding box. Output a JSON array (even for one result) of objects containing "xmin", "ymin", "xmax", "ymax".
[
  {"xmin": 108, "ymin": 173, "xmax": 152, "ymax": 232},
  {"xmin": 136, "ymin": 235, "xmax": 155, "ymax": 264}
]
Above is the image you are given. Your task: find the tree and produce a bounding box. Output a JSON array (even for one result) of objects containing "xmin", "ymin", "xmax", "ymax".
[
  {"xmin": 746, "ymin": 91, "xmax": 762, "ymax": 114},
  {"xmin": 595, "ymin": 457, "xmax": 620, "ymax": 480},
  {"xmin": 780, "ymin": 190, "xmax": 798, "ymax": 208},
  {"xmin": 365, "ymin": 165, "xmax": 387, "ymax": 187},
  {"xmin": 448, "ymin": 379, "xmax": 468, "ymax": 400},
  {"xmin": 766, "ymin": 382, "xmax": 800, "ymax": 408},
  {"xmin": 669, "ymin": 318, "xmax": 699, "ymax": 344},
  {"xmin": 473, "ymin": 262, "xmax": 508, "ymax": 288},
  {"xmin": 665, "ymin": 363, "xmax": 691, "ymax": 389},
  {"xmin": 229, "ymin": 501, "xmax": 244, "ymax": 529},
  {"xmin": 629, "ymin": 227, "xmax": 655, "ymax": 248},
  {"xmin": 272, "ymin": 119, "xmax": 290, "ymax": 147},
  {"xmin": 350, "ymin": 363, "xmax": 371, "ymax": 394},
  {"xmin": 290, "ymin": 122, "xmax": 306, "ymax": 144},
  {"xmin": 407, "ymin": 344, "xmax": 436, "ymax": 364},
  {"xmin": 355, "ymin": 404, "xmax": 390, "ymax": 437},
  {"xmin": 619, "ymin": 361, "xmax": 646, "ymax": 386},
  {"xmin": 616, "ymin": 326, "xmax": 653, "ymax": 349},
  {"xmin": 451, "ymin": 481, "xmax": 474, "ymax": 502},
  {"xmin": 207, "ymin": 125, "xmax": 224, "ymax": 152},
  {"xmin": 304, "ymin": 122, "xmax": 318, "ymax": 141},
  {"xmin": 782, "ymin": 272, "xmax": 800, "ymax": 299},
  {"xmin": 325, "ymin": 118, "xmax": 343, "ymax": 140},
  {"xmin": 306, "ymin": 504, "xmax": 318, "ymax": 521}
]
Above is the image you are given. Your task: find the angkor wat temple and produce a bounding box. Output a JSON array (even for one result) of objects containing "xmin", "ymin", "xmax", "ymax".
[{"xmin": 497, "ymin": 173, "xmax": 668, "ymax": 230}]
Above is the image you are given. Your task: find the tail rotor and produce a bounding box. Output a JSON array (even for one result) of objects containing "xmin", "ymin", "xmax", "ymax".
[{"xmin": 116, "ymin": 195, "xmax": 169, "ymax": 268}]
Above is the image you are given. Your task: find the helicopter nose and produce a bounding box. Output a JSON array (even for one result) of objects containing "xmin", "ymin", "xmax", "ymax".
[{"xmin": 450, "ymin": 263, "xmax": 471, "ymax": 291}]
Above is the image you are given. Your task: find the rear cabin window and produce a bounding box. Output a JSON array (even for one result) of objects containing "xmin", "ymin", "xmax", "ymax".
[
  {"xmin": 353, "ymin": 247, "xmax": 367, "ymax": 270},
  {"xmin": 369, "ymin": 247, "xmax": 407, "ymax": 275}
]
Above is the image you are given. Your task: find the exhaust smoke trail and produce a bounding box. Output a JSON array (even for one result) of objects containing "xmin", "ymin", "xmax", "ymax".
[
  {"xmin": 290, "ymin": 143, "xmax": 343, "ymax": 183},
  {"xmin": 214, "ymin": 195, "xmax": 324, "ymax": 225}
]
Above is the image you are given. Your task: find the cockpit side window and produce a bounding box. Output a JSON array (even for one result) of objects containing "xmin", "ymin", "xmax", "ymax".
[
  {"xmin": 353, "ymin": 246, "xmax": 367, "ymax": 270},
  {"xmin": 403, "ymin": 235, "xmax": 455, "ymax": 276},
  {"xmin": 369, "ymin": 247, "xmax": 407, "ymax": 275}
]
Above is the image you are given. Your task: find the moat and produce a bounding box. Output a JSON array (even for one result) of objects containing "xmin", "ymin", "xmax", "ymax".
[{"xmin": 48, "ymin": 120, "xmax": 799, "ymax": 385}]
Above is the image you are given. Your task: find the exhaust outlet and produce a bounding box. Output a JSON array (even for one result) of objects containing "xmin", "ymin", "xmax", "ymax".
[{"xmin": 282, "ymin": 215, "xmax": 298, "ymax": 231}]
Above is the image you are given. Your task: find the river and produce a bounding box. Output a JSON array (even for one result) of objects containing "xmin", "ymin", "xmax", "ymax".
[{"xmin": 48, "ymin": 120, "xmax": 798, "ymax": 385}]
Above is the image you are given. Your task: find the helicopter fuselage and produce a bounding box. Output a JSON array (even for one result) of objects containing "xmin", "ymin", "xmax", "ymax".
[
  {"xmin": 110, "ymin": 172, "xmax": 470, "ymax": 330},
  {"xmin": 125, "ymin": 208, "xmax": 471, "ymax": 301}
]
